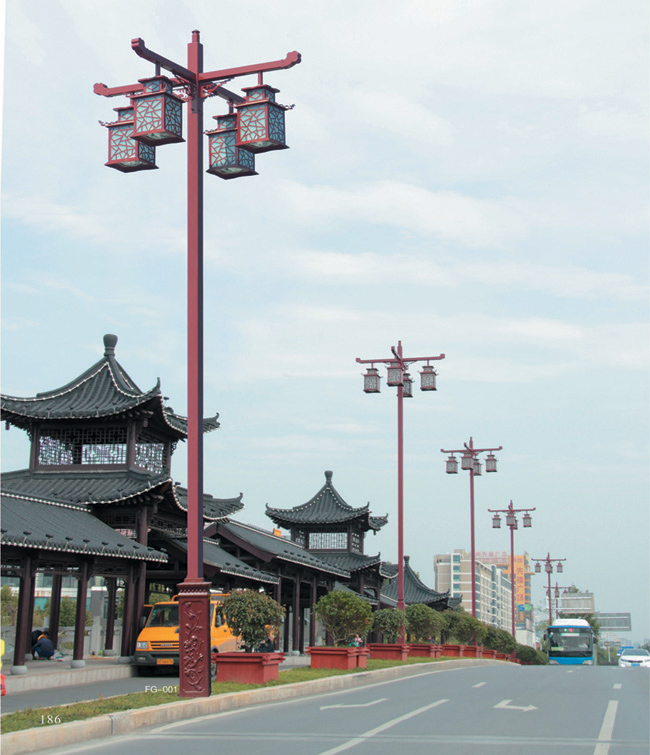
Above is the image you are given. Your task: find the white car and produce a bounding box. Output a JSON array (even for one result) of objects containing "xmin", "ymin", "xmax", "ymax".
[{"xmin": 618, "ymin": 648, "xmax": 650, "ymax": 667}]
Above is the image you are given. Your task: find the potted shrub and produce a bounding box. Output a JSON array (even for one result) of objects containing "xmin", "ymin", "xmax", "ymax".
[
  {"xmin": 367, "ymin": 608, "xmax": 410, "ymax": 661},
  {"xmin": 405, "ymin": 604, "xmax": 444, "ymax": 658},
  {"xmin": 308, "ymin": 590, "xmax": 372, "ymax": 669},
  {"xmin": 216, "ymin": 589, "xmax": 285, "ymax": 683}
]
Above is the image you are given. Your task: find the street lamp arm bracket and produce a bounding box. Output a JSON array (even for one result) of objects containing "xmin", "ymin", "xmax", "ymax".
[
  {"xmin": 199, "ymin": 50, "xmax": 302, "ymax": 84},
  {"xmin": 131, "ymin": 37, "xmax": 195, "ymax": 84}
]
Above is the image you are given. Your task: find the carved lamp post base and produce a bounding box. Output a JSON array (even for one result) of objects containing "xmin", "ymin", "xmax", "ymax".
[{"xmin": 177, "ymin": 578, "xmax": 211, "ymax": 698}]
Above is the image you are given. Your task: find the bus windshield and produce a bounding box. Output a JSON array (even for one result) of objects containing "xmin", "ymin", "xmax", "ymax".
[{"xmin": 548, "ymin": 626, "xmax": 593, "ymax": 657}]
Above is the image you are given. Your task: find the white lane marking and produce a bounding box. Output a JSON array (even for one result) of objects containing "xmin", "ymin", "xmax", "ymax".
[
  {"xmin": 472, "ymin": 682, "xmax": 487, "ymax": 688},
  {"xmin": 613, "ymin": 683, "xmax": 622, "ymax": 689},
  {"xmin": 567, "ymin": 670, "xmax": 575, "ymax": 673},
  {"xmin": 321, "ymin": 698, "xmax": 388, "ymax": 710},
  {"xmin": 494, "ymin": 699, "xmax": 538, "ymax": 712},
  {"xmin": 315, "ymin": 698, "xmax": 449, "ymax": 755},
  {"xmin": 593, "ymin": 700, "xmax": 618, "ymax": 755}
]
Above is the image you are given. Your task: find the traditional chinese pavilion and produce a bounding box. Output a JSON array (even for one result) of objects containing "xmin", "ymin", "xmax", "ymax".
[{"xmin": 381, "ymin": 555, "xmax": 460, "ymax": 611}]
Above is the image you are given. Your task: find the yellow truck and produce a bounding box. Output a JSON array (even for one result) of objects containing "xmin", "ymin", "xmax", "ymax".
[{"xmin": 133, "ymin": 593, "xmax": 239, "ymax": 674}]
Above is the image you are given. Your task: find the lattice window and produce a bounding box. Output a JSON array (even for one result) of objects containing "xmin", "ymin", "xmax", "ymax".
[
  {"xmin": 135, "ymin": 429, "xmax": 167, "ymax": 473},
  {"xmin": 239, "ymin": 105, "xmax": 267, "ymax": 142},
  {"xmin": 293, "ymin": 529, "xmax": 307, "ymax": 548},
  {"xmin": 38, "ymin": 426, "xmax": 127, "ymax": 466},
  {"xmin": 309, "ymin": 531, "xmax": 347, "ymax": 550},
  {"xmin": 351, "ymin": 529, "xmax": 362, "ymax": 553}
]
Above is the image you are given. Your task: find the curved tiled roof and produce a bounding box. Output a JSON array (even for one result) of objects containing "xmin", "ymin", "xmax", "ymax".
[
  {"xmin": 1, "ymin": 494, "xmax": 167, "ymax": 562},
  {"xmin": 172, "ymin": 485, "xmax": 244, "ymax": 521},
  {"xmin": 170, "ymin": 538, "xmax": 279, "ymax": 584},
  {"xmin": 265, "ymin": 470, "xmax": 388, "ymax": 532},
  {"xmin": 219, "ymin": 520, "xmax": 351, "ymax": 578},
  {"xmin": 0, "ymin": 334, "xmax": 220, "ymax": 438},
  {"xmin": 381, "ymin": 555, "xmax": 454, "ymax": 609},
  {"xmin": 312, "ymin": 551, "xmax": 394, "ymax": 578}
]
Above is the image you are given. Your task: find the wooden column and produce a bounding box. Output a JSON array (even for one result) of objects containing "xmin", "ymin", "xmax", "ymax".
[
  {"xmin": 11, "ymin": 554, "xmax": 34, "ymax": 674},
  {"xmin": 120, "ymin": 565, "xmax": 135, "ymax": 661},
  {"xmin": 48, "ymin": 574, "xmax": 63, "ymax": 649},
  {"xmin": 274, "ymin": 578, "xmax": 282, "ymax": 651},
  {"xmin": 104, "ymin": 577, "xmax": 118, "ymax": 656},
  {"xmin": 72, "ymin": 561, "xmax": 89, "ymax": 668},
  {"xmin": 292, "ymin": 576, "xmax": 301, "ymax": 652},
  {"xmin": 309, "ymin": 579, "xmax": 317, "ymax": 647}
]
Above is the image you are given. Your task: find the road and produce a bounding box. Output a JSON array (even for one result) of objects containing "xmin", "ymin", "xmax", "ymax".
[{"xmin": 36, "ymin": 664, "xmax": 648, "ymax": 755}]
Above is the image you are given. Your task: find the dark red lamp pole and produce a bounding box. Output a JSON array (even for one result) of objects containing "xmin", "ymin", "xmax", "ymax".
[
  {"xmin": 440, "ymin": 438, "xmax": 502, "ymax": 619},
  {"xmin": 356, "ymin": 342, "xmax": 445, "ymax": 626},
  {"xmin": 547, "ymin": 582, "xmax": 571, "ymax": 623},
  {"xmin": 95, "ymin": 32, "xmax": 300, "ymax": 698},
  {"xmin": 489, "ymin": 500, "xmax": 535, "ymax": 637},
  {"xmin": 532, "ymin": 553, "xmax": 566, "ymax": 627}
]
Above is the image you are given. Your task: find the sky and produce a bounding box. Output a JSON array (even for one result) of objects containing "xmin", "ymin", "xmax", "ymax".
[{"xmin": 1, "ymin": 1, "xmax": 648, "ymax": 641}]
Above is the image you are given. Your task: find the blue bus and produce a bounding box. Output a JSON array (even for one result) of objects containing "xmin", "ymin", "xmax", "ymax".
[{"xmin": 544, "ymin": 618, "xmax": 597, "ymax": 665}]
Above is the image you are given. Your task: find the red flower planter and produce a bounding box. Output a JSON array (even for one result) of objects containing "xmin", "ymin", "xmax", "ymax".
[
  {"xmin": 481, "ymin": 648, "xmax": 497, "ymax": 659},
  {"xmin": 368, "ymin": 643, "xmax": 410, "ymax": 661},
  {"xmin": 307, "ymin": 647, "xmax": 368, "ymax": 670},
  {"xmin": 462, "ymin": 645, "xmax": 483, "ymax": 658},
  {"xmin": 407, "ymin": 643, "xmax": 437, "ymax": 658},
  {"xmin": 496, "ymin": 652, "xmax": 509, "ymax": 661},
  {"xmin": 214, "ymin": 652, "xmax": 285, "ymax": 684},
  {"xmin": 440, "ymin": 644, "xmax": 464, "ymax": 657}
]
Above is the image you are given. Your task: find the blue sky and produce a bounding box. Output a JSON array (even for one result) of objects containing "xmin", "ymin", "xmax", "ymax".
[{"xmin": 2, "ymin": 1, "xmax": 648, "ymax": 640}]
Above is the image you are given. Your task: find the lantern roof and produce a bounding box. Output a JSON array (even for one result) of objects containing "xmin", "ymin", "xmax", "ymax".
[
  {"xmin": 0, "ymin": 334, "xmax": 220, "ymax": 440},
  {"xmin": 265, "ymin": 470, "xmax": 388, "ymax": 532},
  {"xmin": 0, "ymin": 492, "xmax": 167, "ymax": 563},
  {"xmin": 309, "ymin": 551, "xmax": 394, "ymax": 578},
  {"xmin": 0, "ymin": 468, "xmax": 243, "ymax": 522},
  {"xmin": 381, "ymin": 555, "xmax": 458, "ymax": 610}
]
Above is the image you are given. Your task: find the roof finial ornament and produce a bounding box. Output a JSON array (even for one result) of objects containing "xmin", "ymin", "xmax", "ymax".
[
  {"xmin": 325, "ymin": 470, "xmax": 333, "ymax": 482},
  {"xmin": 103, "ymin": 334, "xmax": 118, "ymax": 357},
  {"xmin": 404, "ymin": 555, "xmax": 410, "ymax": 564}
]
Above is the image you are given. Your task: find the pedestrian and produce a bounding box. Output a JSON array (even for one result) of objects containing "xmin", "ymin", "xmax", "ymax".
[{"xmin": 32, "ymin": 630, "xmax": 55, "ymax": 660}]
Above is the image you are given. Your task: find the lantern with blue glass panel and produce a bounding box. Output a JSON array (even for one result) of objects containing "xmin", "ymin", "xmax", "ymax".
[
  {"xmin": 206, "ymin": 113, "xmax": 257, "ymax": 179},
  {"xmin": 235, "ymin": 84, "xmax": 288, "ymax": 153},
  {"xmin": 131, "ymin": 76, "xmax": 184, "ymax": 146},
  {"xmin": 105, "ymin": 106, "xmax": 157, "ymax": 173}
]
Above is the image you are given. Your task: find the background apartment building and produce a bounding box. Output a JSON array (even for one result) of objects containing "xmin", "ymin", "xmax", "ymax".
[{"xmin": 433, "ymin": 550, "xmax": 512, "ymax": 632}]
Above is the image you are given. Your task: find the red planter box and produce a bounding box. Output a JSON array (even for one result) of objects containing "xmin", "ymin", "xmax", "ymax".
[
  {"xmin": 481, "ymin": 648, "xmax": 497, "ymax": 659},
  {"xmin": 407, "ymin": 643, "xmax": 437, "ymax": 658},
  {"xmin": 462, "ymin": 645, "xmax": 483, "ymax": 658},
  {"xmin": 214, "ymin": 652, "xmax": 285, "ymax": 684},
  {"xmin": 368, "ymin": 643, "xmax": 410, "ymax": 661},
  {"xmin": 307, "ymin": 646, "xmax": 369, "ymax": 670},
  {"xmin": 496, "ymin": 652, "xmax": 509, "ymax": 661},
  {"xmin": 440, "ymin": 644, "xmax": 464, "ymax": 657}
]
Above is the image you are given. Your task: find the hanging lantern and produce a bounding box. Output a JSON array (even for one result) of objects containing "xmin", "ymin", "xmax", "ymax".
[
  {"xmin": 472, "ymin": 459, "xmax": 482, "ymax": 476},
  {"xmin": 131, "ymin": 76, "xmax": 184, "ymax": 146},
  {"xmin": 545, "ymin": 561, "xmax": 553, "ymax": 573},
  {"xmin": 554, "ymin": 587, "xmax": 560, "ymax": 598},
  {"xmin": 492, "ymin": 513, "xmax": 501, "ymax": 528},
  {"xmin": 556, "ymin": 562, "xmax": 564, "ymax": 573},
  {"xmin": 506, "ymin": 512, "xmax": 516, "ymax": 528},
  {"xmin": 235, "ymin": 84, "xmax": 288, "ymax": 153},
  {"xmin": 461, "ymin": 453, "xmax": 473, "ymax": 471},
  {"xmin": 445, "ymin": 455, "xmax": 458, "ymax": 474},
  {"xmin": 206, "ymin": 114, "xmax": 257, "ymax": 179},
  {"xmin": 362, "ymin": 367, "xmax": 381, "ymax": 394},
  {"xmin": 104, "ymin": 106, "xmax": 157, "ymax": 173},
  {"xmin": 386, "ymin": 362, "xmax": 403, "ymax": 386},
  {"xmin": 534, "ymin": 562, "xmax": 541, "ymax": 573},
  {"xmin": 522, "ymin": 512, "xmax": 532, "ymax": 528},
  {"xmin": 485, "ymin": 453, "xmax": 498, "ymax": 473},
  {"xmin": 420, "ymin": 364, "xmax": 437, "ymax": 391},
  {"xmin": 402, "ymin": 372, "xmax": 413, "ymax": 398}
]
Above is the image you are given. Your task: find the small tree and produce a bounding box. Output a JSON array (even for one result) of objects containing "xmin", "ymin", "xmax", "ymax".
[
  {"xmin": 405, "ymin": 604, "xmax": 444, "ymax": 643},
  {"xmin": 450, "ymin": 614, "xmax": 487, "ymax": 646},
  {"xmin": 220, "ymin": 589, "xmax": 284, "ymax": 651},
  {"xmin": 313, "ymin": 590, "xmax": 373, "ymax": 646},
  {"xmin": 372, "ymin": 608, "xmax": 409, "ymax": 644},
  {"xmin": 483, "ymin": 626, "xmax": 517, "ymax": 654}
]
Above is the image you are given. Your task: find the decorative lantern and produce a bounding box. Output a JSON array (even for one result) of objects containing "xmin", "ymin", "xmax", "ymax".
[
  {"xmin": 363, "ymin": 367, "xmax": 381, "ymax": 394},
  {"xmin": 492, "ymin": 513, "xmax": 501, "ymax": 528},
  {"xmin": 522, "ymin": 512, "xmax": 532, "ymax": 528},
  {"xmin": 206, "ymin": 114, "xmax": 257, "ymax": 179},
  {"xmin": 554, "ymin": 586, "xmax": 560, "ymax": 598},
  {"xmin": 402, "ymin": 372, "xmax": 413, "ymax": 398},
  {"xmin": 105, "ymin": 106, "xmax": 157, "ymax": 173},
  {"xmin": 461, "ymin": 453, "xmax": 473, "ymax": 471},
  {"xmin": 534, "ymin": 562, "xmax": 541, "ymax": 573},
  {"xmin": 235, "ymin": 84, "xmax": 288, "ymax": 153},
  {"xmin": 472, "ymin": 459, "xmax": 482, "ymax": 476},
  {"xmin": 556, "ymin": 562, "xmax": 563, "ymax": 573},
  {"xmin": 445, "ymin": 455, "xmax": 458, "ymax": 474},
  {"xmin": 545, "ymin": 561, "xmax": 553, "ymax": 573},
  {"xmin": 386, "ymin": 362, "xmax": 403, "ymax": 386},
  {"xmin": 485, "ymin": 453, "xmax": 497, "ymax": 473},
  {"xmin": 506, "ymin": 512, "xmax": 516, "ymax": 528},
  {"xmin": 420, "ymin": 364, "xmax": 437, "ymax": 391},
  {"xmin": 131, "ymin": 76, "xmax": 184, "ymax": 146}
]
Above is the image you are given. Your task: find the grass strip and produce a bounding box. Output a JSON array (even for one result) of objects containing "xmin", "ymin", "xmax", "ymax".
[{"xmin": 1, "ymin": 656, "xmax": 449, "ymax": 734}]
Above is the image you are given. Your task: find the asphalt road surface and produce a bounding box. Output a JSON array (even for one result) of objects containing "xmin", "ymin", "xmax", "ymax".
[{"xmin": 28, "ymin": 664, "xmax": 650, "ymax": 754}]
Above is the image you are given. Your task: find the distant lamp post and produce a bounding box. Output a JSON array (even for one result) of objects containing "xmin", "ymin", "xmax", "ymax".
[
  {"xmin": 488, "ymin": 500, "xmax": 535, "ymax": 637},
  {"xmin": 532, "ymin": 553, "xmax": 567, "ymax": 625},
  {"xmin": 356, "ymin": 342, "xmax": 445, "ymax": 622},
  {"xmin": 547, "ymin": 582, "xmax": 571, "ymax": 622},
  {"xmin": 440, "ymin": 437, "xmax": 502, "ymax": 618}
]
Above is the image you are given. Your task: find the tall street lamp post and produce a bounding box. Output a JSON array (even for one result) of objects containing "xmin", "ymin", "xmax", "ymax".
[
  {"xmin": 95, "ymin": 31, "xmax": 301, "ymax": 698},
  {"xmin": 532, "ymin": 553, "xmax": 567, "ymax": 626},
  {"xmin": 547, "ymin": 582, "xmax": 571, "ymax": 623},
  {"xmin": 356, "ymin": 341, "xmax": 445, "ymax": 620},
  {"xmin": 440, "ymin": 438, "xmax": 502, "ymax": 618},
  {"xmin": 489, "ymin": 500, "xmax": 535, "ymax": 637}
]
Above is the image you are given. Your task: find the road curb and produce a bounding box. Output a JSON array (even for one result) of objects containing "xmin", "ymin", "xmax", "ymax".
[
  {"xmin": 4, "ymin": 665, "xmax": 136, "ymax": 694},
  {"xmin": 2, "ymin": 659, "xmax": 511, "ymax": 754}
]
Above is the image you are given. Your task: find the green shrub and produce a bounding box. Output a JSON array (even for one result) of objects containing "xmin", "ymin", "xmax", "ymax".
[
  {"xmin": 483, "ymin": 626, "xmax": 516, "ymax": 654},
  {"xmin": 220, "ymin": 589, "xmax": 284, "ymax": 650},
  {"xmin": 372, "ymin": 608, "xmax": 409, "ymax": 644},
  {"xmin": 405, "ymin": 604, "xmax": 444, "ymax": 643},
  {"xmin": 313, "ymin": 590, "xmax": 373, "ymax": 646}
]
